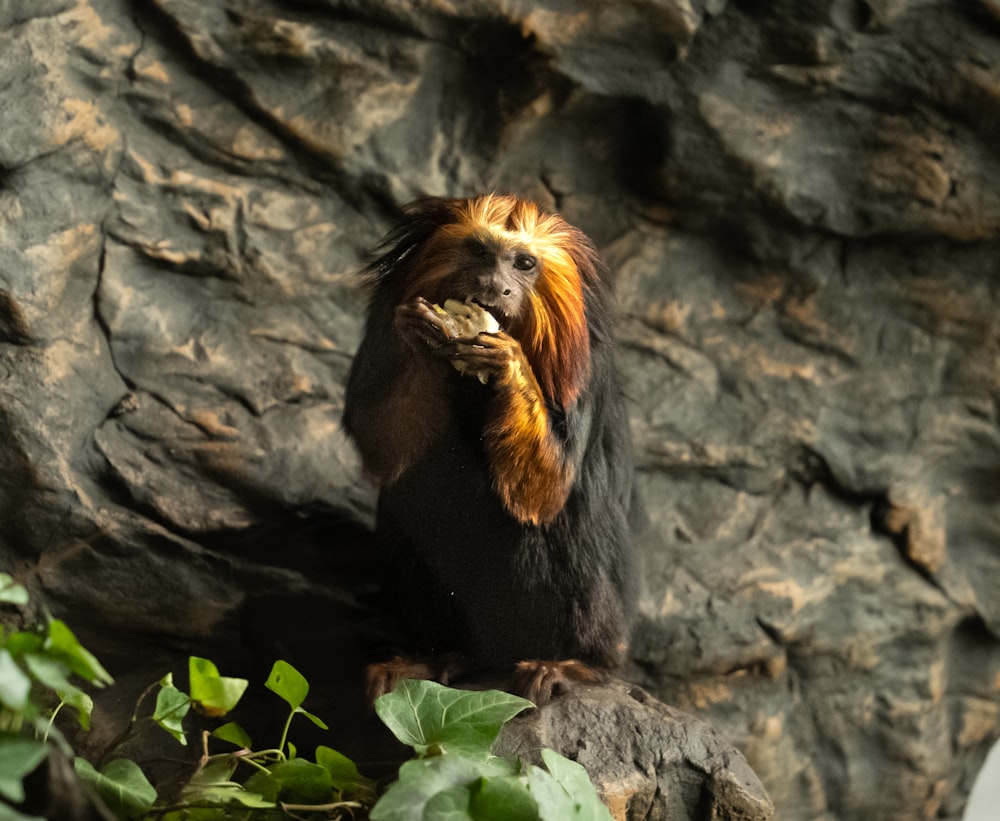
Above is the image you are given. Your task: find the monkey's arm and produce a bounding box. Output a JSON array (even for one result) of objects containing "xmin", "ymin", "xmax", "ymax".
[
  {"xmin": 386, "ymin": 298, "xmax": 578, "ymax": 525},
  {"xmin": 342, "ymin": 300, "xmax": 455, "ymax": 485},
  {"xmin": 417, "ymin": 308, "xmax": 575, "ymax": 524},
  {"xmin": 478, "ymin": 339, "xmax": 575, "ymax": 525}
]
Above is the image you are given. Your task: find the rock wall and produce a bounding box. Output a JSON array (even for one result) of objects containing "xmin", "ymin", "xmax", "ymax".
[{"xmin": 2, "ymin": 1, "xmax": 999, "ymax": 819}]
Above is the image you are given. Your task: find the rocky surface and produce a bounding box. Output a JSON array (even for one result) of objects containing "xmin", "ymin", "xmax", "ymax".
[
  {"xmin": 2, "ymin": 1, "xmax": 999, "ymax": 819},
  {"xmin": 495, "ymin": 680, "xmax": 774, "ymax": 821}
]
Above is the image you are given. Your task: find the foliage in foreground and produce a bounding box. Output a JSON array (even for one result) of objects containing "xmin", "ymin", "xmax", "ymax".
[{"xmin": 0, "ymin": 573, "xmax": 612, "ymax": 820}]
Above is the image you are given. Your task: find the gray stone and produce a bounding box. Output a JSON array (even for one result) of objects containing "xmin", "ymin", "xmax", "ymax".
[
  {"xmin": 2, "ymin": 0, "xmax": 999, "ymax": 819},
  {"xmin": 495, "ymin": 680, "xmax": 774, "ymax": 821}
]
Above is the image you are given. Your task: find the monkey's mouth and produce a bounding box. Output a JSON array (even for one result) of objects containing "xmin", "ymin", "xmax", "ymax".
[{"xmin": 468, "ymin": 297, "xmax": 508, "ymax": 330}]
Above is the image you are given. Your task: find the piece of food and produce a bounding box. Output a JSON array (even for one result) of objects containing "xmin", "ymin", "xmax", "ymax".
[
  {"xmin": 431, "ymin": 299, "xmax": 500, "ymax": 338},
  {"xmin": 431, "ymin": 299, "xmax": 500, "ymax": 384}
]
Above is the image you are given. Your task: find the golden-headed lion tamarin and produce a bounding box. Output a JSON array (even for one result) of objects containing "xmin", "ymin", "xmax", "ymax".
[{"xmin": 343, "ymin": 194, "xmax": 638, "ymax": 705}]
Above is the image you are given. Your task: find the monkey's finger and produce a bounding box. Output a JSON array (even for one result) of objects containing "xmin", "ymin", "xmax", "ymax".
[
  {"xmin": 450, "ymin": 340, "xmax": 510, "ymax": 363},
  {"xmin": 419, "ymin": 339, "xmax": 479, "ymax": 364},
  {"xmin": 395, "ymin": 301, "xmax": 444, "ymax": 327},
  {"xmin": 454, "ymin": 329, "xmax": 505, "ymax": 344},
  {"xmin": 396, "ymin": 306, "xmax": 453, "ymax": 346},
  {"xmin": 451, "ymin": 331, "xmax": 511, "ymax": 350}
]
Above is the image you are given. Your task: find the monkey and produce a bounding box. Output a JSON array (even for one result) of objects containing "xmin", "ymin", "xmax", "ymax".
[{"xmin": 342, "ymin": 193, "xmax": 639, "ymax": 706}]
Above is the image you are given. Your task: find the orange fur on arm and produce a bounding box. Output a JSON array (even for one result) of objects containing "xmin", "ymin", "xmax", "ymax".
[
  {"xmin": 484, "ymin": 346, "xmax": 574, "ymax": 526},
  {"xmin": 466, "ymin": 199, "xmax": 599, "ymax": 526}
]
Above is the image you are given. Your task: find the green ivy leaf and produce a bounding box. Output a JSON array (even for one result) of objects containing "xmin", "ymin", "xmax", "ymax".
[
  {"xmin": 188, "ymin": 657, "xmax": 248, "ymax": 717},
  {"xmin": 0, "ymin": 736, "xmax": 48, "ymax": 803},
  {"xmin": 314, "ymin": 745, "xmax": 358, "ymax": 780},
  {"xmin": 423, "ymin": 784, "xmax": 474, "ymax": 819},
  {"xmin": 0, "ymin": 574, "xmax": 28, "ymax": 607},
  {"xmin": 182, "ymin": 759, "xmax": 275, "ymax": 809},
  {"xmin": 370, "ymin": 755, "xmax": 483, "ymax": 821},
  {"xmin": 182, "ymin": 783, "xmax": 277, "ymax": 809},
  {"xmin": 264, "ymin": 659, "xmax": 309, "ymax": 710},
  {"xmin": 316, "ymin": 745, "xmax": 377, "ymax": 799},
  {"xmin": 211, "ymin": 721, "xmax": 252, "ymax": 749},
  {"xmin": 58, "ymin": 689, "xmax": 94, "ymax": 732},
  {"xmin": 2, "ymin": 630, "xmax": 43, "ymax": 659},
  {"xmin": 243, "ymin": 758, "xmax": 333, "ymax": 805},
  {"xmin": 469, "ymin": 775, "xmax": 539, "ymax": 821},
  {"xmin": 20, "ymin": 652, "xmax": 92, "ymax": 730},
  {"xmin": 150, "ymin": 811, "xmax": 219, "ymax": 821},
  {"xmin": 45, "ymin": 619, "xmax": 113, "ymax": 687},
  {"xmin": 22, "ymin": 653, "xmax": 74, "ymax": 696},
  {"xmin": 188, "ymin": 758, "xmax": 238, "ymax": 786},
  {"xmin": 523, "ymin": 767, "xmax": 570, "ymax": 820},
  {"xmin": 526, "ymin": 750, "xmax": 612, "ymax": 821},
  {"xmin": 74, "ymin": 758, "xmax": 156, "ymax": 820},
  {"xmin": 0, "ymin": 650, "xmax": 31, "ymax": 712},
  {"xmin": 538, "ymin": 749, "xmax": 604, "ymax": 804},
  {"xmin": 295, "ymin": 705, "xmax": 329, "ymax": 730},
  {"xmin": 153, "ymin": 681, "xmax": 191, "ymax": 744},
  {"xmin": 375, "ymin": 680, "xmax": 532, "ymax": 759}
]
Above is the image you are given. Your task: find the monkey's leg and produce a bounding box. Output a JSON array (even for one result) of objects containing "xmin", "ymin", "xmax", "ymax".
[
  {"xmin": 366, "ymin": 653, "xmax": 469, "ymax": 704},
  {"xmin": 511, "ymin": 659, "xmax": 609, "ymax": 707}
]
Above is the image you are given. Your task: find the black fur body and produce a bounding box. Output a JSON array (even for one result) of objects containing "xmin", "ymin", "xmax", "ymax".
[{"xmin": 342, "ymin": 195, "xmax": 639, "ymax": 699}]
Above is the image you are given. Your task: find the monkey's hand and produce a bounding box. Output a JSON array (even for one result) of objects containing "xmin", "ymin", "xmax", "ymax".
[
  {"xmin": 394, "ymin": 297, "xmax": 461, "ymax": 356},
  {"xmin": 396, "ymin": 298, "xmax": 504, "ymax": 384},
  {"xmin": 439, "ymin": 328, "xmax": 518, "ymax": 384}
]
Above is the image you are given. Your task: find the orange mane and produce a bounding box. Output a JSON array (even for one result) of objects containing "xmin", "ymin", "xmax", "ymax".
[{"xmin": 408, "ymin": 194, "xmax": 596, "ymax": 410}]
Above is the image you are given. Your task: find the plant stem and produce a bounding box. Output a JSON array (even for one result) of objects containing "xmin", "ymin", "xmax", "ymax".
[
  {"xmin": 130, "ymin": 680, "xmax": 161, "ymax": 723},
  {"xmin": 277, "ymin": 708, "xmax": 296, "ymax": 757},
  {"xmin": 281, "ymin": 800, "xmax": 364, "ymax": 812},
  {"xmin": 232, "ymin": 752, "xmax": 276, "ymax": 775},
  {"xmin": 43, "ymin": 698, "xmax": 65, "ymax": 743}
]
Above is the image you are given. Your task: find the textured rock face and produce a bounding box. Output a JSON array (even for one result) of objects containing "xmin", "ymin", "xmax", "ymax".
[
  {"xmin": 2, "ymin": 1, "xmax": 999, "ymax": 819},
  {"xmin": 495, "ymin": 680, "xmax": 774, "ymax": 821}
]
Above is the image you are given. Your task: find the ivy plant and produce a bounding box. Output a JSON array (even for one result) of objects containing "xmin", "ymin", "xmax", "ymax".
[
  {"xmin": 0, "ymin": 573, "xmax": 614, "ymax": 820},
  {"xmin": 1, "ymin": 572, "xmax": 113, "ymax": 821},
  {"xmin": 372, "ymin": 680, "xmax": 613, "ymax": 821}
]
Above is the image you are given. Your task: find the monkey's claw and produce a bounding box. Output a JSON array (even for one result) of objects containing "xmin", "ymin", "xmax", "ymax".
[
  {"xmin": 365, "ymin": 653, "xmax": 468, "ymax": 705},
  {"xmin": 512, "ymin": 659, "xmax": 608, "ymax": 706}
]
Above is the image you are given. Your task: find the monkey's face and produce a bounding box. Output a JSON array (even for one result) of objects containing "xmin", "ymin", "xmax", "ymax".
[
  {"xmin": 444, "ymin": 233, "xmax": 540, "ymax": 327},
  {"xmin": 410, "ymin": 220, "xmax": 546, "ymax": 331},
  {"xmin": 391, "ymin": 193, "xmax": 594, "ymax": 408}
]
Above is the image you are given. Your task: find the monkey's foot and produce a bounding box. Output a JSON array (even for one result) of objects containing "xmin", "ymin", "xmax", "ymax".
[
  {"xmin": 512, "ymin": 659, "xmax": 609, "ymax": 707},
  {"xmin": 366, "ymin": 653, "xmax": 468, "ymax": 704}
]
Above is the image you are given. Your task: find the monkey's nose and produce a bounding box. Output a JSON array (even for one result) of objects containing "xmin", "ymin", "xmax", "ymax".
[{"xmin": 474, "ymin": 270, "xmax": 511, "ymax": 301}]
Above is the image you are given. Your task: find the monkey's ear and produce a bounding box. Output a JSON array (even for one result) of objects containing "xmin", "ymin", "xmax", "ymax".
[{"xmin": 362, "ymin": 197, "xmax": 461, "ymax": 292}]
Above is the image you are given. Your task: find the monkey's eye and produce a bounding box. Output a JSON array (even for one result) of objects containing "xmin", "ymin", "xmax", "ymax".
[
  {"xmin": 465, "ymin": 238, "xmax": 491, "ymax": 259},
  {"xmin": 513, "ymin": 253, "xmax": 537, "ymax": 271}
]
